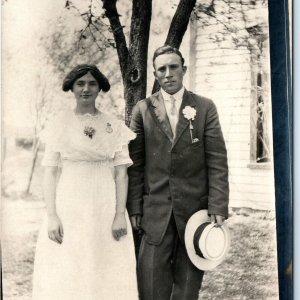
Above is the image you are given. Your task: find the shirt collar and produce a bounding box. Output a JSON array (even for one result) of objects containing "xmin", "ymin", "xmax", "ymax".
[{"xmin": 161, "ymin": 86, "xmax": 185, "ymax": 102}]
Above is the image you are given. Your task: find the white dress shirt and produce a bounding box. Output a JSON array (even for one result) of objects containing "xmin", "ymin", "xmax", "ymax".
[{"xmin": 161, "ymin": 87, "xmax": 185, "ymax": 136}]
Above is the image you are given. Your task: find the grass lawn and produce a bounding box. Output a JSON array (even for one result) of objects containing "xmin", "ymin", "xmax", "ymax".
[
  {"xmin": 200, "ymin": 209, "xmax": 278, "ymax": 299},
  {"xmin": 2, "ymin": 195, "xmax": 279, "ymax": 300}
]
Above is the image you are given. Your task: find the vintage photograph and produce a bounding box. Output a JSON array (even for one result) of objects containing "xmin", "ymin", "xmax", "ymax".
[{"xmin": 1, "ymin": 0, "xmax": 279, "ymax": 299}]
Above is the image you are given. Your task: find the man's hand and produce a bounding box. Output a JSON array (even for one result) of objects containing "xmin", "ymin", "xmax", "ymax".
[
  {"xmin": 210, "ymin": 214, "xmax": 225, "ymax": 227},
  {"xmin": 130, "ymin": 214, "xmax": 142, "ymax": 231}
]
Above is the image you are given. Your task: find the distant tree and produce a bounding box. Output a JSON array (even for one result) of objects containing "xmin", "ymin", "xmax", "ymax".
[{"xmin": 25, "ymin": 66, "xmax": 63, "ymax": 194}]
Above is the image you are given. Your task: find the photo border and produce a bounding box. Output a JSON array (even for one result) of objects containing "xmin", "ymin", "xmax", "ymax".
[{"xmin": 268, "ymin": 0, "xmax": 293, "ymax": 299}]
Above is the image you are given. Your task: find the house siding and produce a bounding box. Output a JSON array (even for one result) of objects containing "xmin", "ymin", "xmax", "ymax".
[{"xmin": 190, "ymin": 0, "xmax": 275, "ymax": 210}]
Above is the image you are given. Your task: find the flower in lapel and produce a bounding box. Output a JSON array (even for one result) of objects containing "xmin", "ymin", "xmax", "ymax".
[
  {"xmin": 182, "ymin": 106, "xmax": 196, "ymax": 121},
  {"xmin": 182, "ymin": 106, "xmax": 198, "ymax": 143}
]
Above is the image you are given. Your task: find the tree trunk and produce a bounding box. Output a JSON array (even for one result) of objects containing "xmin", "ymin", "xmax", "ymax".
[
  {"xmin": 103, "ymin": 0, "xmax": 196, "ymax": 121},
  {"xmin": 152, "ymin": 0, "xmax": 196, "ymax": 94},
  {"xmin": 25, "ymin": 139, "xmax": 40, "ymax": 195},
  {"xmin": 103, "ymin": 0, "xmax": 152, "ymax": 126},
  {"xmin": 125, "ymin": 0, "xmax": 152, "ymax": 125}
]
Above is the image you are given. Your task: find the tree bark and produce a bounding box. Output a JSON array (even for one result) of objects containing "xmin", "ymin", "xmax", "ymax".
[
  {"xmin": 103, "ymin": 0, "xmax": 152, "ymax": 125},
  {"xmin": 102, "ymin": 0, "xmax": 129, "ymax": 84},
  {"xmin": 103, "ymin": 0, "xmax": 195, "ymax": 121},
  {"xmin": 165, "ymin": 0, "xmax": 196, "ymax": 47},
  {"xmin": 152, "ymin": 0, "xmax": 196, "ymax": 94},
  {"xmin": 125, "ymin": 0, "xmax": 152, "ymax": 124}
]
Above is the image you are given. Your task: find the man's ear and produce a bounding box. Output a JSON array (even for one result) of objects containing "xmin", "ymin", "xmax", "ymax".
[
  {"xmin": 183, "ymin": 65, "xmax": 187, "ymax": 75},
  {"xmin": 153, "ymin": 71, "xmax": 158, "ymax": 80}
]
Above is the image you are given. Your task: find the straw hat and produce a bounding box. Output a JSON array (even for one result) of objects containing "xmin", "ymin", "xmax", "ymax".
[{"xmin": 184, "ymin": 210, "xmax": 231, "ymax": 270}]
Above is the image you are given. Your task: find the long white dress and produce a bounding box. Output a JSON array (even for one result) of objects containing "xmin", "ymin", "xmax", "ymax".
[{"xmin": 32, "ymin": 110, "xmax": 138, "ymax": 300}]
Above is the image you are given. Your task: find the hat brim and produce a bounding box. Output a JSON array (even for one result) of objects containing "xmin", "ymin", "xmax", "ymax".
[{"xmin": 184, "ymin": 210, "xmax": 231, "ymax": 271}]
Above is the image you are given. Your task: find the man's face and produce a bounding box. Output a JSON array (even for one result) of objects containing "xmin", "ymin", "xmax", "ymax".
[{"xmin": 153, "ymin": 53, "xmax": 187, "ymax": 95}]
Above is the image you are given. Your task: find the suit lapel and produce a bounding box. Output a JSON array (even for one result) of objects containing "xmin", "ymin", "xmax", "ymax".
[
  {"xmin": 172, "ymin": 90, "xmax": 197, "ymax": 147},
  {"xmin": 147, "ymin": 91, "xmax": 173, "ymax": 142}
]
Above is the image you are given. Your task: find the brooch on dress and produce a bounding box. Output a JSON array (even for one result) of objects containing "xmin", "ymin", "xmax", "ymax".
[
  {"xmin": 106, "ymin": 123, "xmax": 113, "ymax": 133},
  {"xmin": 84, "ymin": 126, "xmax": 96, "ymax": 139}
]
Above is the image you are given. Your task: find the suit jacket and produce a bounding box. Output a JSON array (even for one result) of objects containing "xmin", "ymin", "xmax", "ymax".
[{"xmin": 127, "ymin": 90, "xmax": 229, "ymax": 245}]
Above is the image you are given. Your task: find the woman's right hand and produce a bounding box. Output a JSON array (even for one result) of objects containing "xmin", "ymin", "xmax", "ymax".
[
  {"xmin": 47, "ymin": 214, "xmax": 64, "ymax": 244},
  {"xmin": 112, "ymin": 212, "xmax": 127, "ymax": 241}
]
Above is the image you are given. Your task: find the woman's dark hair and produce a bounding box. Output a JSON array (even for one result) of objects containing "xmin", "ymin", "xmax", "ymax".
[
  {"xmin": 62, "ymin": 64, "xmax": 110, "ymax": 92},
  {"xmin": 152, "ymin": 45, "xmax": 185, "ymax": 67}
]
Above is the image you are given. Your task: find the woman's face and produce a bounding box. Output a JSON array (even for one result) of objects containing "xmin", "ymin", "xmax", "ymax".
[{"xmin": 72, "ymin": 72, "xmax": 100, "ymax": 107}]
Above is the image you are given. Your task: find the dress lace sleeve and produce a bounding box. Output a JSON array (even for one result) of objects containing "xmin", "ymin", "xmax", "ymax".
[
  {"xmin": 112, "ymin": 122, "xmax": 136, "ymax": 167},
  {"xmin": 113, "ymin": 145, "xmax": 132, "ymax": 167}
]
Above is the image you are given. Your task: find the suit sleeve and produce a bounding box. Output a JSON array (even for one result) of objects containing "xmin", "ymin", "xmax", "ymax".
[
  {"xmin": 127, "ymin": 103, "xmax": 145, "ymax": 216},
  {"xmin": 204, "ymin": 101, "xmax": 229, "ymax": 218}
]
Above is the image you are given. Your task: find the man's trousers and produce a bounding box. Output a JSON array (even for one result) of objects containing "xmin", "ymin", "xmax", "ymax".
[{"xmin": 137, "ymin": 214, "xmax": 204, "ymax": 300}]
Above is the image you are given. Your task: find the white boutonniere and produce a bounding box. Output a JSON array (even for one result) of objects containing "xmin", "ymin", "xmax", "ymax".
[
  {"xmin": 182, "ymin": 106, "xmax": 196, "ymax": 121},
  {"xmin": 182, "ymin": 106, "xmax": 199, "ymax": 143}
]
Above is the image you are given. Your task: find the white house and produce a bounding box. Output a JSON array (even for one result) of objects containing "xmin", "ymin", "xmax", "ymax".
[{"xmin": 189, "ymin": 0, "xmax": 275, "ymax": 210}]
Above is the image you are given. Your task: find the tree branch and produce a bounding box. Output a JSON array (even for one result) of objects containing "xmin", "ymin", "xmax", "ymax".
[
  {"xmin": 102, "ymin": 0, "xmax": 129, "ymax": 83},
  {"xmin": 165, "ymin": 0, "xmax": 196, "ymax": 47},
  {"xmin": 152, "ymin": 0, "xmax": 196, "ymax": 93}
]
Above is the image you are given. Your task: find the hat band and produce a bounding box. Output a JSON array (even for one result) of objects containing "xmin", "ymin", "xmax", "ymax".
[{"xmin": 193, "ymin": 222, "xmax": 211, "ymax": 258}]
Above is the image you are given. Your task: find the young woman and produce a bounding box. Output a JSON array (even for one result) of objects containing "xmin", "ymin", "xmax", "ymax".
[{"xmin": 32, "ymin": 64, "xmax": 138, "ymax": 299}]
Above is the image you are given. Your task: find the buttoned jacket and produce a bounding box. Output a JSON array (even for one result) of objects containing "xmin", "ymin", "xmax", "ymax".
[{"xmin": 127, "ymin": 90, "xmax": 229, "ymax": 245}]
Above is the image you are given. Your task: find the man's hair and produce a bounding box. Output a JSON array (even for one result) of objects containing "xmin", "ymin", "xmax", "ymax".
[{"xmin": 152, "ymin": 45, "xmax": 185, "ymax": 67}]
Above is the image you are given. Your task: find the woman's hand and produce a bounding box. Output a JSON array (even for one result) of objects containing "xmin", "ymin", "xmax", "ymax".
[
  {"xmin": 112, "ymin": 212, "xmax": 127, "ymax": 241},
  {"xmin": 47, "ymin": 214, "xmax": 64, "ymax": 244}
]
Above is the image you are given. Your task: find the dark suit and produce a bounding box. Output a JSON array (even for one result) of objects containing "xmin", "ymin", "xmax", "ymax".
[{"xmin": 127, "ymin": 89, "xmax": 229, "ymax": 299}]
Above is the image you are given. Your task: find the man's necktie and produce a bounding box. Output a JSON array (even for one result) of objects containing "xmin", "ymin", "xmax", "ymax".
[
  {"xmin": 169, "ymin": 96, "xmax": 177, "ymax": 136},
  {"xmin": 170, "ymin": 96, "xmax": 177, "ymax": 116}
]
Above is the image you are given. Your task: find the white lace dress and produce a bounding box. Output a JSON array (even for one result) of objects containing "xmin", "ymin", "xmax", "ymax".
[{"xmin": 32, "ymin": 110, "xmax": 138, "ymax": 300}]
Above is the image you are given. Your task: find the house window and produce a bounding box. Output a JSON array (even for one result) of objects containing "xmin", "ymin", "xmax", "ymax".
[
  {"xmin": 256, "ymin": 70, "xmax": 270, "ymax": 162},
  {"xmin": 249, "ymin": 43, "xmax": 271, "ymax": 166}
]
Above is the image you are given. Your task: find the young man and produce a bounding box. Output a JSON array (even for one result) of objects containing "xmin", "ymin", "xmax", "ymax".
[{"xmin": 127, "ymin": 45, "xmax": 229, "ymax": 300}]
